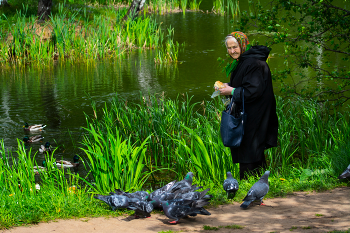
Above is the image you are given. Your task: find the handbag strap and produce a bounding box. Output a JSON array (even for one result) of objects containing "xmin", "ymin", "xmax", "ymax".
[{"xmin": 229, "ymin": 88, "xmax": 244, "ymax": 114}]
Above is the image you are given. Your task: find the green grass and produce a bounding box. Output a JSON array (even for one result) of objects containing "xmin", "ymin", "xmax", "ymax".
[
  {"xmin": 203, "ymin": 224, "xmax": 244, "ymax": 230},
  {"xmin": 1, "ymin": 94, "xmax": 349, "ymax": 229},
  {"xmin": 0, "ymin": 2, "xmax": 182, "ymax": 66}
]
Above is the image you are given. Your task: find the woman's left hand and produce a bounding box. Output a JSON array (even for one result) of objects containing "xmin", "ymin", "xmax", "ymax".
[{"xmin": 220, "ymin": 83, "xmax": 234, "ymax": 96}]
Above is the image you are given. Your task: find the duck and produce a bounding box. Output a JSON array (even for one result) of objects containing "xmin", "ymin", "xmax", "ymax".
[
  {"xmin": 39, "ymin": 142, "xmax": 52, "ymax": 154},
  {"xmin": 24, "ymin": 123, "xmax": 46, "ymax": 131},
  {"xmin": 33, "ymin": 160, "xmax": 47, "ymax": 174},
  {"xmin": 56, "ymin": 155, "xmax": 80, "ymax": 168},
  {"xmin": 23, "ymin": 135, "xmax": 44, "ymax": 143}
]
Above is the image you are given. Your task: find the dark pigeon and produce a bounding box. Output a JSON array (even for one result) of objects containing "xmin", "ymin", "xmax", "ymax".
[
  {"xmin": 338, "ymin": 164, "xmax": 350, "ymax": 179},
  {"xmin": 150, "ymin": 191, "xmax": 178, "ymax": 209},
  {"xmin": 110, "ymin": 189, "xmax": 149, "ymax": 201},
  {"xmin": 127, "ymin": 197, "xmax": 154, "ymax": 218},
  {"xmin": 240, "ymin": 171, "xmax": 270, "ymax": 209},
  {"xmin": 169, "ymin": 172, "xmax": 194, "ymax": 194},
  {"xmin": 223, "ymin": 171, "xmax": 239, "ymax": 198},
  {"xmin": 161, "ymin": 199, "xmax": 211, "ymax": 224},
  {"xmin": 94, "ymin": 194, "xmax": 129, "ymax": 211},
  {"xmin": 149, "ymin": 180, "xmax": 177, "ymax": 201},
  {"xmin": 176, "ymin": 188, "xmax": 212, "ymax": 201}
]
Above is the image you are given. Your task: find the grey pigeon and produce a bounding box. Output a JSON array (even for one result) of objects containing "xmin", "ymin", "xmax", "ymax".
[
  {"xmin": 149, "ymin": 180, "xmax": 177, "ymax": 201},
  {"xmin": 176, "ymin": 188, "xmax": 212, "ymax": 201},
  {"xmin": 161, "ymin": 199, "xmax": 211, "ymax": 224},
  {"xmin": 94, "ymin": 194, "xmax": 129, "ymax": 211},
  {"xmin": 150, "ymin": 191, "xmax": 178, "ymax": 209},
  {"xmin": 338, "ymin": 164, "xmax": 350, "ymax": 179},
  {"xmin": 110, "ymin": 189, "xmax": 149, "ymax": 201},
  {"xmin": 240, "ymin": 170, "xmax": 270, "ymax": 209},
  {"xmin": 127, "ymin": 197, "xmax": 154, "ymax": 218},
  {"xmin": 169, "ymin": 172, "xmax": 194, "ymax": 193},
  {"xmin": 223, "ymin": 171, "xmax": 239, "ymax": 198}
]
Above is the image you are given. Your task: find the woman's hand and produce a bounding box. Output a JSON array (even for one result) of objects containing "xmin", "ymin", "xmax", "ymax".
[{"xmin": 219, "ymin": 83, "xmax": 234, "ymax": 96}]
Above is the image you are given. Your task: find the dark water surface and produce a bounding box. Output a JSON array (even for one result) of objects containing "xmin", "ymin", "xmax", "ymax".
[{"xmin": 0, "ymin": 7, "xmax": 347, "ymax": 169}]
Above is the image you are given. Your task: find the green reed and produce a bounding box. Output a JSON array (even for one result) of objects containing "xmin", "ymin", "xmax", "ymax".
[
  {"xmin": 180, "ymin": 0, "xmax": 188, "ymax": 14},
  {"xmin": 212, "ymin": 0, "xmax": 240, "ymax": 17},
  {"xmin": 189, "ymin": 0, "xmax": 202, "ymax": 11},
  {"xmin": 154, "ymin": 26, "xmax": 181, "ymax": 64},
  {"xmin": 145, "ymin": 0, "xmax": 200, "ymax": 14},
  {"xmin": 81, "ymin": 107, "xmax": 151, "ymax": 193},
  {"xmin": 0, "ymin": 4, "xmax": 176, "ymax": 66},
  {"xmin": 82, "ymin": 93, "xmax": 349, "ymax": 188},
  {"xmin": 266, "ymin": 97, "xmax": 350, "ymax": 176}
]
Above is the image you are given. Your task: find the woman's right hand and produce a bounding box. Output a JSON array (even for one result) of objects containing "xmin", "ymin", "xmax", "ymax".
[{"xmin": 219, "ymin": 83, "xmax": 234, "ymax": 96}]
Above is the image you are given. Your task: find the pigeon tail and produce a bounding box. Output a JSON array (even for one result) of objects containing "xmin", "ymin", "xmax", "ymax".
[
  {"xmin": 197, "ymin": 207, "xmax": 211, "ymax": 215},
  {"xmin": 338, "ymin": 165, "xmax": 350, "ymax": 179},
  {"xmin": 240, "ymin": 200, "xmax": 252, "ymax": 209},
  {"xmin": 94, "ymin": 195, "xmax": 108, "ymax": 202}
]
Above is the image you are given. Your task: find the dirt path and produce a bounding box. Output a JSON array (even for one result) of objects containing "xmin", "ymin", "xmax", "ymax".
[{"xmin": 2, "ymin": 187, "xmax": 350, "ymax": 233}]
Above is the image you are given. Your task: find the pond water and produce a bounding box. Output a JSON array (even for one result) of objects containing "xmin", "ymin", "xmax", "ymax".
[{"xmin": 0, "ymin": 1, "xmax": 347, "ymax": 170}]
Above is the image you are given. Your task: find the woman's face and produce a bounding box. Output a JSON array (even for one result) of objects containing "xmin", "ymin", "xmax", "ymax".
[{"xmin": 226, "ymin": 38, "xmax": 241, "ymax": 59}]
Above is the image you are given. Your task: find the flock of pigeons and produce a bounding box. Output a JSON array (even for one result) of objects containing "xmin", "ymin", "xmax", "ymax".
[
  {"xmin": 94, "ymin": 165, "xmax": 350, "ymax": 224},
  {"xmin": 94, "ymin": 170, "xmax": 271, "ymax": 224}
]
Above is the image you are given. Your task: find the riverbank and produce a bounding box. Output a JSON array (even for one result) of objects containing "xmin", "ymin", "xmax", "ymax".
[{"xmin": 2, "ymin": 187, "xmax": 349, "ymax": 233}]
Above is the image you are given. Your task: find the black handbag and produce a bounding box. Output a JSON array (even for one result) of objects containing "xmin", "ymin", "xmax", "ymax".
[{"xmin": 220, "ymin": 89, "xmax": 247, "ymax": 147}]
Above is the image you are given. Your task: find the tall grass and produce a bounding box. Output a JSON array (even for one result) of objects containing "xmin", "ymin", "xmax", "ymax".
[
  {"xmin": 154, "ymin": 26, "xmax": 182, "ymax": 64},
  {"xmin": 0, "ymin": 138, "xmax": 136, "ymax": 229},
  {"xmin": 83, "ymin": 93, "xmax": 349, "ymax": 189},
  {"xmin": 145, "ymin": 0, "xmax": 201, "ymax": 14},
  {"xmin": 80, "ymin": 117, "xmax": 151, "ymax": 193},
  {"xmin": 0, "ymin": 4, "xmax": 177, "ymax": 66},
  {"xmin": 212, "ymin": 0, "xmax": 240, "ymax": 17}
]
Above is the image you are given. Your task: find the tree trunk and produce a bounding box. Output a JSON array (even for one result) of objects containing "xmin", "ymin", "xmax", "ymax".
[
  {"xmin": 122, "ymin": 0, "xmax": 146, "ymax": 22},
  {"xmin": 37, "ymin": 0, "xmax": 53, "ymax": 21},
  {"xmin": 0, "ymin": 0, "xmax": 10, "ymax": 7}
]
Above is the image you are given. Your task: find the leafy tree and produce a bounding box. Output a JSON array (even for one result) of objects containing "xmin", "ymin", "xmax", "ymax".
[{"xmin": 236, "ymin": 0, "xmax": 350, "ymax": 105}]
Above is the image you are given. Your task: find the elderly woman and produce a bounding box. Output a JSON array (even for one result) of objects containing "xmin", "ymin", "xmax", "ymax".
[{"xmin": 219, "ymin": 32, "xmax": 278, "ymax": 179}]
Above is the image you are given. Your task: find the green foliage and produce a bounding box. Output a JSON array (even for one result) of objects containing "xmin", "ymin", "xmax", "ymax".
[
  {"xmin": 236, "ymin": 0, "xmax": 350, "ymax": 105},
  {"xmin": 212, "ymin": 0, "xmax": 240, "ymax": 17},
  {"xmin": 81, "ymin": 113, "xmax": 150, "ymax": 193},
  {"xmin": 0, "ymin": 3, "xmax": 177, "ymax": 66},
  {"xmin": 0, "ymin": 139, "xmax": 127, "ymax": 230}
]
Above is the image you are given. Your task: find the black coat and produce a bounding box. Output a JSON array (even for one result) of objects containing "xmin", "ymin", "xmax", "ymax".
[{"xmin": 228, "ymin": 46, "xmax": 278, "ymax": 163}]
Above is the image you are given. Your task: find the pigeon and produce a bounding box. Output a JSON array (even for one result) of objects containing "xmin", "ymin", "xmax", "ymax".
[
  {"xmin": 169, "ymin": 172, "xmax": 194, "ymax": 193},
  {"xmin": 223, "ymin": 171, "xmax": 239, "ymax": 198},
  {"xmin": 240, "ymin": 170, "xmax": 270, "ymax": 209},
  {"xmin": 161, "ymin": 199, "xmax": 211, "ymax": 224},
  {"xmin": 127, "ymin": 197, "xmax": 154, "ymax": 218},
  {"xmin": 150, "ymin": 191, "xmax": 178, "ymax": 209},
  {"xmin": 110, "ymin": 189, "xmax": 149, "ymax": 201},
  {"xmin": 176, "ymin": 188, "xmax": 212, "ymax": 201},
  {"xmin": 94, "ymin": 194, "xmax": 129, "ymax": 211},
  {"xmin": 149, "ymin": 180, "xmax": 177, "ymax": 201},
  {"xmin": 338, "ymin": 164, "xmax": 350, "ymax": 179},
  {"xmin": 94, "ymin": 193, "xmax": 153, "ymax": 218}
]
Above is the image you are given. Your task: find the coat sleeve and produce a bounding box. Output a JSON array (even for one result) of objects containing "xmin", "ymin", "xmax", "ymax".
[{"xmin": 232, "ymin": 60, "xmax": 267, "ymax": 104}]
